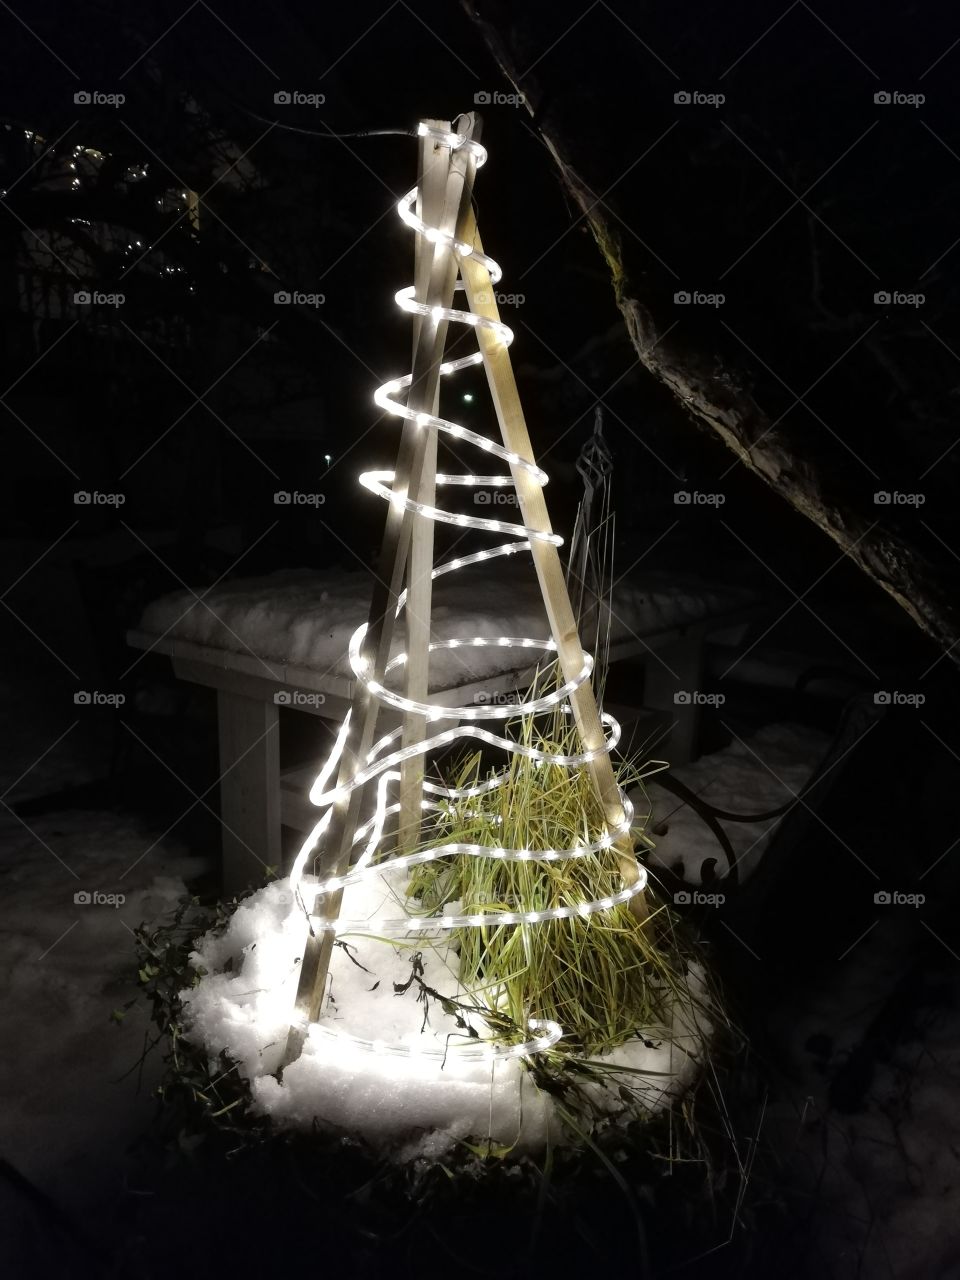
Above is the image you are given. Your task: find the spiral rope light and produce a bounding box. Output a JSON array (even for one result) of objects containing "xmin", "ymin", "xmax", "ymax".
[{"xmin": 287, "ymin": 121, "xmax": 646, "ymax": 1064}]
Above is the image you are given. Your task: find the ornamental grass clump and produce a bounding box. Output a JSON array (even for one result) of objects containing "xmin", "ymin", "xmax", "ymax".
[{"xmin": 406, "ymin": 666, "xmax": 697, "ymax": 1058}]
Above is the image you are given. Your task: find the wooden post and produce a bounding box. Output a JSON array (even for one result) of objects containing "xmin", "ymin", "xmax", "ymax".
[
  {"xmin": 397, "ymin": 119, "xmax": 451, "ymax": 852},
  {"xmin": 282, "ymin": 120, "xmax": 480, "ymax": 1065},
  {"xmin": 216, "ymin": 690, "xmax": 279, "ymax": 895},
  {"xmin": 456, "ymin": 212, "xmax": 647, "ymax": 918}
]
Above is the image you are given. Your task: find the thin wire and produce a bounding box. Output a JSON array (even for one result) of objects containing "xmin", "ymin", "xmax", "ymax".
[{"xmin": 235, "ymin": 104, "xmax": 416, "ymax": 140}]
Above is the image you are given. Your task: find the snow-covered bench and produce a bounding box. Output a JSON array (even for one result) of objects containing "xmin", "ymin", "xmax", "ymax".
[{"xmin": 128, "ymin": 566, "xmax": 762, "ymax": 892}]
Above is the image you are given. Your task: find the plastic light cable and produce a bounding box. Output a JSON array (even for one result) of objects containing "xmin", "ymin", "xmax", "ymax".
[{"xmin": 288, "ymin": 122, "xmax": 646, "ymax": 1063}]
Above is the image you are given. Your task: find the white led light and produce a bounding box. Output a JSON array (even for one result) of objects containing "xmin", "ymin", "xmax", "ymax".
[
  {"xmin": 284, "ymin": 125, "xmax": 645, "ymax": 1065},
  {"xmin": 311, "ymin": 1016, "xmax": 561, "ymax": 1063}
]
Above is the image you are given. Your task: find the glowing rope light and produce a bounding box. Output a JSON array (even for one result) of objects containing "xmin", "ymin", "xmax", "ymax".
[
  {"xmin": 288, "ymin": 122, "xmax": 646, "ymax": 1062},
  {"xmin": 305, "ymin": 795, "xmax": 636, "ymax": 901},
  {"xmin": 309, "ymin": 1016, "xmax": 562, "ymax": 1063},
  {"xmin": 314, "ymin": 869, "xmax": 646, "ymax": 938}
]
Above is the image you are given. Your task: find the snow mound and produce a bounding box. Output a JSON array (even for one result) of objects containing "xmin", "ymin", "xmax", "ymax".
[{"xmin": 182, "ymin": 875, "xmax": 710, "ymax": 1159}]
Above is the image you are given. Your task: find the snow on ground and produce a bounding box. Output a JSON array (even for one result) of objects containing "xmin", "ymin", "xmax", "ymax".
[
  {"xmin": 631, "ymin": 720, "xmax": 960, "ymax": 1277},
  {"xmin": 837, "ymin": 989, "xmax": 960, "ymax": 1278},
  {"xmin": 0, "ymin": 803, "xmax": 206, "ymax": 1214},
  {"xmin": 0, "ymin": 604, "xmax": 210, "ymax": 1227},
  {"xmin": 634, "ymin": 722, "xmax": 832, "ymax": 885},
  {"xmin": 0, "ymin": 668, "xmax": 101, "ymax": 802},
  {"xmin": 1, "ymin": 615, "xmax": 954, "ymax": 1278},
  {"xmin": 138, "ymin": 565, "xmax": 756, "ymax": 687},
  {"xmin": 759, "ymin": 913, "xmax": 960, "ymax": 1279},
  {"xmin": 182, "ymin": 873, "xmax": 710, "ymax": 1159}
]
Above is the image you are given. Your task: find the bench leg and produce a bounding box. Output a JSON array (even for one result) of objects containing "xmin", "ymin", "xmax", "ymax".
[
  {"xmin": 217, "ymin": 690, "xmax": 280, "ymax": 895},
  {"xmin": 643, "ymin": 631, "xmax": 705, "ymax": 765}
]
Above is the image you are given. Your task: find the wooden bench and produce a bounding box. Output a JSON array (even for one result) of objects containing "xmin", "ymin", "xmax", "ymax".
[{"xmin": 127, "ymin": 602, "xmax": 762, "ymax": 893}]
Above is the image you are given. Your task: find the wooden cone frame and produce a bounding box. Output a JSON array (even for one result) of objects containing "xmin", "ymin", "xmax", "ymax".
[{"xmin": 282, "ymin": 115, "xmax": 646, "ymax": 1069}]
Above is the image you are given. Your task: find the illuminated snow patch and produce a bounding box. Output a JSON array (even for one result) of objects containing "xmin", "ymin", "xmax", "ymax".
[{"xmin": 181, "ymin": 877, "xmax": 710, "ymax": 1159}]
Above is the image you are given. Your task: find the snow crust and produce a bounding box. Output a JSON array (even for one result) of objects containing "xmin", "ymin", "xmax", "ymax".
[{"xmin": 139, "ymin": 566, "xmax": 753, "ymax": 687}]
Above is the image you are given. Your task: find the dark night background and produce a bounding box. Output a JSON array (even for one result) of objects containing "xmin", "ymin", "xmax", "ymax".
[{"xmin": 3, "ymin": 2, "xmax": 960, "ymax": 1277}]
